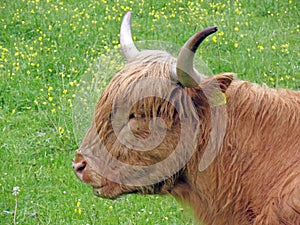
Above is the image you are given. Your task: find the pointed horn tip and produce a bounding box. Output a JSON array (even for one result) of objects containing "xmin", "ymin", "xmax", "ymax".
[
  {"xmin": 125, "ymin": 11, "xmax": 132, "ymax": 17},
  {"xmin": 210, "ymin": 26, "xmax": 218, "ymax": 33},
  {"xmin": 122, "ymin": 11, "xmax": 132, "ymax": 23},
  {"xmin": 201, "ymin": 26, "xmax": 218, "ymax": 36},
  {"xmin": 211, "ymin": 26, "xmax": 218, "ymax": 31},
  {"xmin": 187, "ymin": 26, "xmax": 218, "ymax": 52},
  {"xmin": 120, "ymin": 11, "xmax": 139, "ymax": 61}
]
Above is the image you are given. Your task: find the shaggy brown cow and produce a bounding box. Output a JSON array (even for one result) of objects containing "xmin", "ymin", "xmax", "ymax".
[{"xmin": 73, "ymin": 12, "xmax": 300, "ymax": 225}]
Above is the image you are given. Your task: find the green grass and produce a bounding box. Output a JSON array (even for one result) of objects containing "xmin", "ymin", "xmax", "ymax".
[{"xmin": 0, "ymin": 0, "xmax": 299, "ymax": 224}]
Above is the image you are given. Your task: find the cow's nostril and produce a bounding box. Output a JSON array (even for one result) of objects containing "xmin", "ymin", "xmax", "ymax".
[{"xmin": 73, "ymin": 160, "xmax": 87, "ymax": 174}]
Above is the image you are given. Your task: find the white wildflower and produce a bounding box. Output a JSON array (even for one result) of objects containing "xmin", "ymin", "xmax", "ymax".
[{"xmin": 12, "ymin": 186, "xmax": 20, "ymax": 196}]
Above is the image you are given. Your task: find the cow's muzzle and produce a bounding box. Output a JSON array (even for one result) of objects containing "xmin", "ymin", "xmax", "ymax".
[{"xmin": 72, "ymin": 151, "xmax": 87, "ymax": 180}]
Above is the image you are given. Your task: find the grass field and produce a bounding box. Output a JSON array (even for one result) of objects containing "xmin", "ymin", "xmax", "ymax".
[{"xmin": 0, "ymin": 0, "xmax": 299, "ymax": 224}]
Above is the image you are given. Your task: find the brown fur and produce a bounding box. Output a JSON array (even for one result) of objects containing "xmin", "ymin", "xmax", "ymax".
[
  {"xmin": 173, "ymin": 81, "xmax": 300, "ymax": 224},
  {"xmin": 73, "ymin": 50, "xmax": 300, "ymax": 224}
]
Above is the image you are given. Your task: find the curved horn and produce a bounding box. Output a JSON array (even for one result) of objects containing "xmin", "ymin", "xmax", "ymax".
[
  {"xmin": 120, "ymin": 11, "xmax": 139, "ymax": 61},
  {"xmin": 176, "ymin": 26, "xmax": 218, "ymax": 88}
]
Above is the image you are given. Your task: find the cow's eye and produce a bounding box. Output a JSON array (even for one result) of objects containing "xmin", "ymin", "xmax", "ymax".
[{"xmin": 129, "ymin": 113, "xmax": 146, "ymax": 119}]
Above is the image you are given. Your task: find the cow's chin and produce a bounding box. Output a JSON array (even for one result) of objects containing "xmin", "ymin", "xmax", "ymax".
[
  {"xmin": 91, "ymin": 181, "xmax": 172, "ymax": 199},
  {"xmin": 92, "ymin": 183, "xmax": 138, "ymax": 199},
  {"xmin": 92, "ymin": 185, "xmax": 123, "ymax": 199}
]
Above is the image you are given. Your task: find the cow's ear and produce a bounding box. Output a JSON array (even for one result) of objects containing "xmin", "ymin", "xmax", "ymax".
[
  {"xmin": 213, "ymin": 72, "xmax": 235, "ymax": 93},
  {"xmin": 194, "ymin": 73, "xmax": 235, "ymax": 107},
  {"xmin": 189, "ymin": 73, "xmax": 235, "ymax": 107}
]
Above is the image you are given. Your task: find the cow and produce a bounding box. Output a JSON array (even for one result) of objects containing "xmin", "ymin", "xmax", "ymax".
[{"xmin": 73, "ymin": 12, "xmax": 300, "ymax": 225}]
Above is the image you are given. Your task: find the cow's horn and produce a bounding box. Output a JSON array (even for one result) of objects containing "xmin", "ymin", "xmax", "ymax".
[
  {"xmin": 120, "ymin": 11, "xmax": 139, "ymax": 61},
  {"xmin": 176, "ymin": 26, "xmax": 218, "ymax": 88}
]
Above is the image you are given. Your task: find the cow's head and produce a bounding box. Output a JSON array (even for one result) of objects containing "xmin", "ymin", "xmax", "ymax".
[{"xmin": 73, "ymin": 12, "xmax": 234, "ymax": 199}]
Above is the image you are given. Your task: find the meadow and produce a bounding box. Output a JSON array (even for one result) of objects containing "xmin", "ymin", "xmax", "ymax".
[{"xmin": 0, "ymin": 0, "xmax": 299, "ymax": 224}]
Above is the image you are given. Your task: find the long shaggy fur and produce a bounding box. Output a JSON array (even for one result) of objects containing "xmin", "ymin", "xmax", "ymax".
[
  {"xmin": 172, "ymin": 81, "xmax": 300, "ymax": 224},
  {"xmin": 74, "ymin": 50, "xmax": 300, "ymax": 225}
]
